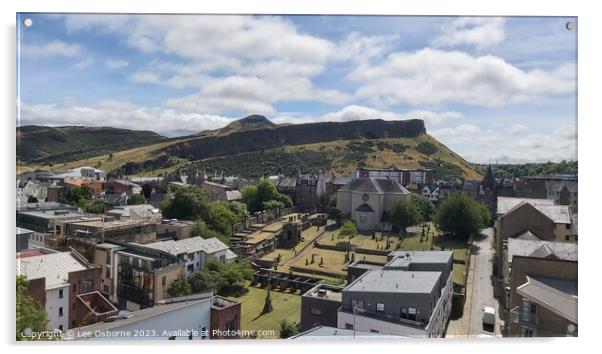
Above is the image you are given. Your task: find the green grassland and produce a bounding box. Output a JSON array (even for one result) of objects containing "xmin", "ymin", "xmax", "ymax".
[{"xmin": 226, "ymin": 284, "xmax": 301, "ymax": 339}]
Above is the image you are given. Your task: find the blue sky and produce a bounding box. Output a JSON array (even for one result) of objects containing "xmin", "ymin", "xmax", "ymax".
[{"xmin": 17, "ymin": 14, "xmax": 577, "ymax": 163}]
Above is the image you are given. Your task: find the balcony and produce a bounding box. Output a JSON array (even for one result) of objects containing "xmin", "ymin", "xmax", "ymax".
[{"xmin": 510, "ymin": 306, "xmax": 538, "ymax": 326}]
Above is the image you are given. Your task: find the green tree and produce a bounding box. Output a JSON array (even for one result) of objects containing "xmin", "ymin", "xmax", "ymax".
[
  {"xmin": 227, "ymin": 201, "xmax": 249, "ymax": 221},
  {"xmin": 84, "ymin": 199, "xmax": 106, "ymax": 214},
  {"xmin": 387, "ymin": 198, "xmax": 421, "ymax": 233},
  {"xmin": 127, "ymin": 194, "xmax": 147, "ymax": 205},
  {"xmin": 241, "ymin": 179, "xmax": 292, "ymax": 213},
  {"xmin": 167, "ymin": 278, "xmax": 192, "ymax": 298},
  {"xmin": 207, "ymin": 202, "xmax": 238, "ymax": 236},
  {"xmin": 16, "ymin": 276, "xmax": 48, "ymax": 341},
  {"xmin": 190, "ymin": 220, "xmax": 228, "ymax": 244},
  {"xmin": 435, "ymin": 193, "xmax": 489, "ymax": 239},
  {"xmin": 161, "ymin": 186, "xmax": 210, "ymax": 220},
  {"xmin": 279, "ymin": 319, "xmax": 300, "ymax": 338},
  {"xmin": 63, "ymin": 185, "xmax": 94, "ymax": 206},
  {"xmin": 411, "ymin": 194, "xmax": 435, "ymax": 223},
  {"xmin": 339, "ymin": 220, "xmax": 358, "ymax": 238}
]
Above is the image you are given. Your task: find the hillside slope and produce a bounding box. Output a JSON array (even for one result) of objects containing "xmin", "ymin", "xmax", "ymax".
[
  {"xmin": 17, "ymin": 125, "xmax": 166, "ymax": 164},
  {"xmin": 26, "ymin": 116, "xmax": 480, "ymax": 181}
]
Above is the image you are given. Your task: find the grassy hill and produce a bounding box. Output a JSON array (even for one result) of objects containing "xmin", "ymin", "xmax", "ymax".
[
  {"xmin": 19, "ymin": 116, "xmax": 481, "ymax": 181},
  {"xmin": 17, "ymin": 125, "xmax": 166, "ymax": 165}
]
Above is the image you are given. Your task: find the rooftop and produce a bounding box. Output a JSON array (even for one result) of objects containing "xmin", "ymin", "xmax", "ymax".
[
  {"xmin": 387, "ymin": 250, "xmax": 453, "ymax": 265},
  {"xmin": 17, "ymin": 251, "xmax": 91, "ymax": 289},
  {"xmin": 64, "ymin": 292, "xmax": 214, "ymax": 340},
  {"xmin": 303, "ymin": 284, "xmax": 343, "ymax": 302},
  {"xmin": 496, "ymin": 197, "xmax": 554, "ymax": 215},
  {"xmin": 290, "ymin": 326, "xmax": 406, "ymax": 340},
  {"xmin": 502, "ymin": 200, "xmax": 571, "ymax": 224},
  {"xmin": 507, "ymin": 239, "xmax": 578, "ymax": 262},
  {"xmin": 140, "ymin": 236, "xmax": 229, "ymax": 256},
  {"xmin": 345, "ymin": 269, "xmax": 441, "ymax": 294},
  {"xmin": 339, "ymin": 178, "xmax": 410, "ymax": 195},
  {"xmin": 517, "ymin": 276, "xmax": 577, "ymax": 323}
]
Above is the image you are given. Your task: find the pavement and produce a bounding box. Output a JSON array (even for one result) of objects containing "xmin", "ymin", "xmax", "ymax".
[{"xmin": 446, "ymin": 227, "xmax": 501, "ymax": 338}]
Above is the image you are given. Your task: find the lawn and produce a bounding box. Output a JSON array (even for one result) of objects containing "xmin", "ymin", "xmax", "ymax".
[
  {"xmin": 290, "ymin": 248, "xmax": 388, "ymax": 276},
  {"xmin": 259, "ymin": 226, "xmax": 325, "ymax": 272},
  {"xmin": 226, "ymin": 284, "xmax": 301, "ymax": 339},
  {"xmin": 318, "ymin": 230, "xmax": 402, "ymax": 252},
  {"xmin": 452, "ymin": 263, "xmax": 467, "ymax": 287}
]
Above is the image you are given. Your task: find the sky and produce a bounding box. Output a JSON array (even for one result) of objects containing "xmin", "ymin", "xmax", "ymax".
[{"xmin": 16, "ymin": 14, "xmax": 577, "ymax": 164}]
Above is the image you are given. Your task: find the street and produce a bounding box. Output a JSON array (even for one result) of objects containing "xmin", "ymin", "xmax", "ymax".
[{"xmin": 446, "ymin": 227, "xmax": 501, "ymax": 337}]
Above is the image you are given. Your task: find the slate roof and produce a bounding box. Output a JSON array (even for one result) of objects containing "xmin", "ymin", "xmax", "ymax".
[
  {"xmin": 140, "ymin": 236, "xmax": 230, "ymax": 256},
  {"xmin": 339, "ymin": 178, "xmax": 409, "ymax": 195},
  {"xmin": 496, "ymin": 197, "xmax": 554, "ymax": 215},
  {"xmin": 507, "ymin": 239, "xmax": 578, "ymax": 262},
  {"xmin": 17, "ymin": 252, "xmax": 90, "ymax": 290},
  {"xmin": 517, "ymin": 276, "xmax": 577, "ymax": 323}
]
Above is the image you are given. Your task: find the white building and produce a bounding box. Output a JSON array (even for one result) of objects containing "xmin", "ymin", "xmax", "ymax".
[
  {"xmin": 139, "ymin": 237, "xmax": 237, "ymax": 275},
  {"xmin": 17, "ymin": 251, "xmax": 96, "ymax": 332}
]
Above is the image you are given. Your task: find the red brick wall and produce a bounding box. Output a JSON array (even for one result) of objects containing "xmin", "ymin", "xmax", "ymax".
[
  {"xmin": 210, "ymin": 301, "xmax": 241, "ymax": 339},
  {"xmin": 67, "ymin": 267, "xmax": 101, "ymax": 329}
]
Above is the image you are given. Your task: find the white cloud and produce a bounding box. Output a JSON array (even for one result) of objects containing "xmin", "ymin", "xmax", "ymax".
[
  {"xmin": 506, "ymin": 124, "xmax": 530, "ymax": 134},
  {"xmin": 21, "ymin": 40, "xmax": 82, "ymax": 58},
  {"xmin": 105, "ymin": 59, "xmax": 129, "ymax": 70},
  {"xmin": 130, "ymin": 72, "xmax": 161, "ymax": 84},
  {"xmin": 334, "ymin": 32, "xmax": 398, "ymax": 63},
  {"xmin": 349, "ymin": 48, "xmax": 575, "ymax": 108},
  {"xmin": 166, "ymin": 75, "xmax": 350, "ymax": 115},
  {"xmin": 19, "ymin": 100, "xmax": 234, "ymax": 137},
  {"xmin": 443, "ymin": 124, "xmax": 577, "ymax": 163},
  {"xmin": 432, "ymin": 17, "xmax": 506, "ymax": 51},
  {"xmin": 73, "ymin": 58, "xmax": 94, "ymax": 70},
  {"xmin": 61, "ymin": 15, "xmax": 378, "ymax": 114},
  {"xmin": 272, "ymin": 105, "xmax": 461, "ymax": 127}
]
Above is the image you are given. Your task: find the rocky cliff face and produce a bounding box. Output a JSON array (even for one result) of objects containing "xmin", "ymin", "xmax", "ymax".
[{"xmin": 167, "ymin": 119, "xmax": 426, "ymax": 161}]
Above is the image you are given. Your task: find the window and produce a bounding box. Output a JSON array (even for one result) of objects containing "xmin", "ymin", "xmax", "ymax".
[
  {"xmin": 565, "ymin": 235, "xmax": 570, "ymax": 241},
  {"xmin": 310, "ymin": 307, "xmax": 322, "ymax": 316},
  {"xmin": 408, "ymin": 308, "xmax": 417, "ymax": 321},
  {"xmin": 162, "ymin": 276, "xmax": 167, "ymax": 286},
  {"xmin": 106, "ymin": 252, "xmax": 111, "ymax": 265},
  {"xmin": 351, "ymin": 299, "xmax": 365, "ymax": 310},
  {"xmin": 370, "ymin": 329, "xmax": 379, "ymax": 333},
  {"xmin": 401, "ymin": 307, "xmax": 408, "ymax": 319},
  {"xmin": 521, "ymin": 327, "xmax": 535, "ymax": 337},
  {"xmin": 376, "ymin": 302, "xmax": 385, "ymax": 312},
  {"xmin": 58, "ymin": 325, "xmax": 63, "ymax": 331},
  {"xmin": 58, "ymin": 289, "xmax": 63, "ymax": 299},
  {"xmin": 345, "ymin": 323, "xmax": 354, "ymax": 330},
  {"xmin": 59, "ymin": 307, "xmax": 63, "ymax": 317}
]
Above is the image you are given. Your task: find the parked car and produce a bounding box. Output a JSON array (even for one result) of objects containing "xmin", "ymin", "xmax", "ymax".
[{"xmin": 482, "ymin": 306, "xmax": 496, "ymax": 332}]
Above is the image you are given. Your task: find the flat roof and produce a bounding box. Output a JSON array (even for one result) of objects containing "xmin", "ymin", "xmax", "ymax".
[
  {"xmin": 290, "ymin": 326, "xmax": 406, "ymax": 339},
  {"xmin": 345, "ymin": 269, "xmax": 441, "ymax": 294},
  {"xmin": 387, "ymin": 250, "xmax": 453, "ymax": 264},
  {"xmin": 64, "ymin": 293, "xmax": 213, "ymax": 340}
]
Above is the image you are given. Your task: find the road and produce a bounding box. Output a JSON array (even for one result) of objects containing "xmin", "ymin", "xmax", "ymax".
[
  {"xmin": 446, "ymin": 227, "xmax": 501, "ymax": 337},
  {"xmin": 467, "ymin": 227, "xmax": 501, "ymax": 336}
]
